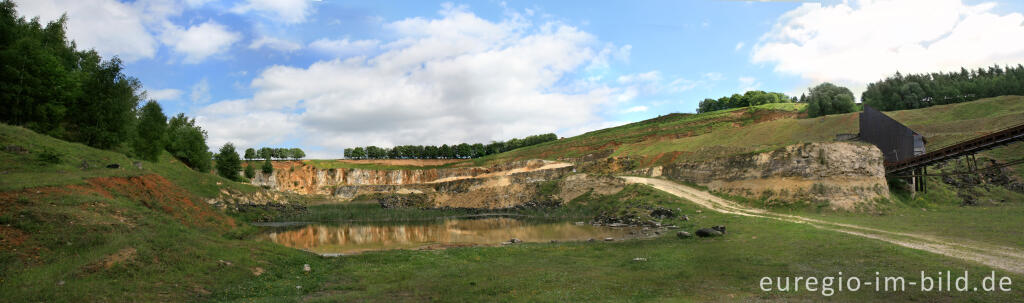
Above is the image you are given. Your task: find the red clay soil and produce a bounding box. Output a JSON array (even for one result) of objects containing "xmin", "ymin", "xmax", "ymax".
[
  {"xmin": 0, "ymin": 174, "xmax": 235, "ymax": 232},
  {"xmin": 82, "ymin": 175, "xmax": 236, "ymax": 230}
]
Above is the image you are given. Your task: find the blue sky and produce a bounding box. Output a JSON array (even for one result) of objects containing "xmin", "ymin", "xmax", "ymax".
[{"xmin": 16, "ymin": 0, "xmax": 1024, "ymax": 158}]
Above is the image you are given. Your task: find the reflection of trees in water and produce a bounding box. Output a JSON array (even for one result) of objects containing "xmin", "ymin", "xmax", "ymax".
[{"xmin": 267, "ymin": 218, "xmax": 632, "ymax": 250}]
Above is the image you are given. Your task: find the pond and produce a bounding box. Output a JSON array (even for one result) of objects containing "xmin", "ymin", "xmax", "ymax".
[{"xmin": 256, "ymin": 217, "xmax": 648, "ymax": 255}]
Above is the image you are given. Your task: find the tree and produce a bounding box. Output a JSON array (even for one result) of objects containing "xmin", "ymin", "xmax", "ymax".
[
  {"xmin": 351, "ymin": 147, "xmax": 365, "ymax": 159},
  {"xmin": 290, "ymin": 148, "xmax": 305, "ymax": 160},
  {"xmin": 244, "ymin": 148, "xmax": 256, "ymax": 161},
  {"xmin": 805, "ymin": 82, "xmax": 856, "ymax": 118},
  {"xmin": 66, "ymin": 54, "xmax": 142, "ymax": 149},
  {"xmin": 214, "ymin": 143, "xmax": 242, "ymax": 181},
  {"xmin": 244, "ymin": 164, "xmax": 256, "ymax": 179},
  {"xmin": 166, "ymin": 114, "xmax": 210, "ymax": 172},
  {"xmin": 257, "ymin": 147, "xmax": 273, "ymax": 160},
  {"xmin": 134, "ymin": 100, "xmax": 166, "ymax": 161},
  {"xmin": 261, "ymin": 157, "xmax": 273, "ymax": 174}
]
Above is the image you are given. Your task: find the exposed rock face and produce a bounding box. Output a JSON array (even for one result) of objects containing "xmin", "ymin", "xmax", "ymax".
[
  {"xmin": 631, "ymin": 142, "xmax": 890, "ymax": 210},
  {"xmin": 249, "ymin": 160, "xmax": 586, "ymax": 209}
]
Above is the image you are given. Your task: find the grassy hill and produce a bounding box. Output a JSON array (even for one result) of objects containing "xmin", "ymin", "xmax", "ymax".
[
  {"xmin": 476, "ymin": 95, "xmax": 1024, "ymax": 169},
  {"xmin": 2, "ymin": 100, "xmax": 1024, "ymax": 301}
]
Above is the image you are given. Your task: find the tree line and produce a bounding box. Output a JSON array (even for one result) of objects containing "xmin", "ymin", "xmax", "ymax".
[
  {"xmin": 697, "ymin": 90, "xmax": 795, "ymax": 113},
  {"xmin": 243, "ymin": 147, "xmax": 306, "ymax": 161},
  {"xmin": 0, "ymin": 1, "xmax": 212, "ymax": 172},
  {"xmin": 343, "ymin": 133, "xmax": 558, "ymax": 159},
  {"xmin": 862, "ymin": 65, "xmax": 1024, "ymax": 111}
]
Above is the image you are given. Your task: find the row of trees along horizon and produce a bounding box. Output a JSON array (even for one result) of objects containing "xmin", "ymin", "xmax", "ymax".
[
  {"xmin": 342, "ymin": 133, "xmax": 559, "ymax": 159},
  {"xmin": 2, "ymin": 1, "xmax": 1019, "ymax": 181},
  {"xmin": 695, "ymin": 64, "xmax": 1023, "ymax": 118}
]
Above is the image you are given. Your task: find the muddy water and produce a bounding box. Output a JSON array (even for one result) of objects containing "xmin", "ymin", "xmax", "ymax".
[{"xmin": 258, "ymin": 217, "xmax": 643, "ymax": 255}]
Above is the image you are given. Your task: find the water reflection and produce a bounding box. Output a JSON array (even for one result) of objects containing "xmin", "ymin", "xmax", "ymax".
[{"xmin": 260, "ymin": 217, "xmax": 641, "ymax": 254}]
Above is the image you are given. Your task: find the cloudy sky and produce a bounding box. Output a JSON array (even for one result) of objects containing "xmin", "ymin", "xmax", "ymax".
[{"xmin": 16, "ymin": 0, "xmax": 1024, "ymax": 158}]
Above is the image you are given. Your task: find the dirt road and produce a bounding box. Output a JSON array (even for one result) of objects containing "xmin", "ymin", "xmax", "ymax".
[{"xmin": 621, "ymin": 176, "xmax": 1024, "ymax": 275}]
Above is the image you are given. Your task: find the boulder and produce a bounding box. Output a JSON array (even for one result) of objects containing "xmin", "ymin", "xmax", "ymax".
[
  {"xmin": 5, "ymin": 145, "xmax": 27, "ymax": 154},
  {"xmin": 649, "ymin": 207, "xmax": 676, "ymax": 219},
  {"xmin": 509, "ymin": 238, "xmax": 522, "ymax": 244},
  {"xmin": 676, "ymin": 231, "xmax": 692, "ymax": 239},
  {"xmin": 695, "ymin": 225, "xmax": 726, "ymax": 237}
]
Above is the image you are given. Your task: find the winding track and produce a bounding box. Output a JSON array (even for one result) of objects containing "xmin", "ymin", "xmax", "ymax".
[{"xmin": 620, "ymin": 176, "xmax": 1024, "ymax": 275}]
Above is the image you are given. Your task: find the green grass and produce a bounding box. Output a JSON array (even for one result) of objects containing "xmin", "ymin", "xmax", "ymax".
[
  {"xmin": 0, "ymin": 123, "xmax": 255, "ymax": 197},
  {"xmin": 790, "ymin": 175, "xmax": 1024, "ymax": 249}
]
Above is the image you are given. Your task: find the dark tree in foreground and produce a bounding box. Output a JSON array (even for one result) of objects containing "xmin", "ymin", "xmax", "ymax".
[
  {"xmin": 805, "ymin": 82, "xmax": 856, "ymax": 118},
  {"xmin": 134, "ymin": 100, "xmax": 167, "ymax": 162},
  {"xmin": 215, "ymin": 143, "xmax": 242, "ymax": 181}
]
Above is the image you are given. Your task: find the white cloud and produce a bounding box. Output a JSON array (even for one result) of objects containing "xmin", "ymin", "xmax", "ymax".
[
  {"xmin": 752, "ymin": 0, "xmax": 1024, "ymax": 97},
  {"xmin": 16, "ymin": 0, "xmax": 158, "ymax": 62},
  {"xmin": 308, "ymin": 38, "xmax": 380, "ymax": 57},
  {"xmin": 703, "ymin": 72, "xmax": 724, "ymax": 81},
  {"xmin": 160, "ymin": 21, "xmax": 241, "ymax": 63},
  {"xmin": 191, "ymin": 79, "xmax": 211, "ymax": 104},
  {"xmin": 231, "ymin": 0, "xmax": 315, "ymax": 24},
  {"xmin": 622, "ymin": 106, "xmax": 648, "ymax": 113},
  {"xmin": 738, "ymin": 76, "xmax": 761, "ymax": 91},
  {"xmin": 735, "ymin": 42, "xmax": 745, "ymax": 51},
  {"xmin": 250, "ymin": 36, "xmax": 303, "ymax": 52},
  {"xmin": 197, "ymin": 5, "xmax": 622, "ymax": 156},
  {"xmin": 147, "ymin": 88, "xmax": 183, "ymax": 101},
  {"xmin": 617, "ymin": 71, "xmax": 661, "ymax": 84}
]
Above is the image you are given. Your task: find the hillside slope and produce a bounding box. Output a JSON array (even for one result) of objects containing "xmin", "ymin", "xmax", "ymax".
[
  {"xmin": 0, "ymin": 124, "xmax": 314, "ymax": 301},
  {"xmin": 478, "ymin": 96, "xmax": 1024, "ymax": 170}
]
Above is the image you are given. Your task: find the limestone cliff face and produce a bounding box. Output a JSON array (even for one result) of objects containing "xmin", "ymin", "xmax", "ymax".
[
  {"xmin": 631, "ymin": 142, "xmax": 890, "ymax": 210},
  {"xmin": 249, "ymin": 162, "xmax": 493, "ymax": 195},
  {"xmin": 248, "ymin": 160, "xmax": 580, "ymax": 209},
  {"xmin": 335, "ymin": 163, "xmax": 578, "ymax": 209}
]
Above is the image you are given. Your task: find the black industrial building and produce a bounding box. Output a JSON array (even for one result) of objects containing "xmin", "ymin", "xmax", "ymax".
[{"xmin": 859, "ymin": 105, "xmax": 926, "ymax": 163}]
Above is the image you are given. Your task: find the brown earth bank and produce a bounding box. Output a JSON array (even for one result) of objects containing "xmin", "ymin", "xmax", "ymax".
[
  {"xmin": 0, "ymin": 174, "xmax": 235, "ymax": 231},
  {"xmin": 629, "ymin": 142, "xmax": 890, "ymax": 210}
]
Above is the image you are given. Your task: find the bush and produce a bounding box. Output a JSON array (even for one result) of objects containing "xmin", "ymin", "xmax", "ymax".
[
  {"xmin": 261, "ymin": 158, "xmax": 273, "ymax": 174},
  {"xmin": 244, "ymin": 164, "xmax": 256, "ymax": 179},
  {"xmin": 805, "ymin": 83, "xmax": 856, "ymax": 118},
  {"xmin": 36, "ymin": 149, "xmax": 61, "ymax": 164}
]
